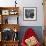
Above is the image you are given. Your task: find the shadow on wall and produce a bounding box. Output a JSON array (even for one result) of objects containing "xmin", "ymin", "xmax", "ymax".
[{"xmin": 18, "ymin": 26, "xmax": 43, "ymax": 44}]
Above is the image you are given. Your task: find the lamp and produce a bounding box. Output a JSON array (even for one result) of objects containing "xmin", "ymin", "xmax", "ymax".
[{"xmin": 15, "ymin": 0, "xmax": 17, "ymax": 7}]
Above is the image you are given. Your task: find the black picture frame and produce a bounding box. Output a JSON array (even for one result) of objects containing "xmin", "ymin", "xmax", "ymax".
[{"xmin": 23, "ymin": 7, "xmax": 37, "ymax": 21}]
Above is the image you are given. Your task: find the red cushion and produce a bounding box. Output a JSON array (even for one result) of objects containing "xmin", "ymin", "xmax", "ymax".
[{"xmin": 21, "ymin": 28, "xmax": 41, "ymax": 46}]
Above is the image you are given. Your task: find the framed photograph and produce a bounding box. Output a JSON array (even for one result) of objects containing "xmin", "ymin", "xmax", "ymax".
[
  {"xmin": 9, "ymin": 10, "xmax": 18, "ymax": 15},
  {"xmin": 2, "ymin": 10, "xmax": 9, "ymax": 15},
  {"xmin": 23, "ymin": 7, "xmax": 37, "ymax": 21}
]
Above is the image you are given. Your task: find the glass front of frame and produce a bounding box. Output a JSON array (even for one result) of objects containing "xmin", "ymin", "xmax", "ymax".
[{"xmin": 23, "ymin": 7, "xmax": 37, "ymax": 21}]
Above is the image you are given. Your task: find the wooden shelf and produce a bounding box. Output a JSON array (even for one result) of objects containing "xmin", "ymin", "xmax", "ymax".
[
  {"xmin": 0, "ymin": 7, "xmax": 19, "ymax": 15},
  {"xmin": 0, "ymin": 7, "xmax": 20, "ymax": 46},
  {"xmin": 1, "ymin": 40, "xmax": 19, "ymax": 46},
  {"xmin": 2, "ymin": 40, "xmax": 19, "ymax": 42},
  {"xmin": 0, "ymin": 24, "xmax": 20, "ymax": 32}
]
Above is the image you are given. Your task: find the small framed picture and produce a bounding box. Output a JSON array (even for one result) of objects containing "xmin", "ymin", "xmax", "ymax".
[
  {"xmin": 2, "ymin": 10, "xmax": 9, "ymax": 15},
  {"xmin": 23, "ymin": 7, "xmax": 37, "ymax": 21}
]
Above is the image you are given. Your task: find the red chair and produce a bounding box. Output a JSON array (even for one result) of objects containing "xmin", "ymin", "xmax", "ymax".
[{"xmin": 21, "ymin": 28, "xmax": 41, "ymax": 46}]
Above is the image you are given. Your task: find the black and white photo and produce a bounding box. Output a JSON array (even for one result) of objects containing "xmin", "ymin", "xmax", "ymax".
[{"xmin": 23, "ymin": 7, "xmax": 37, "ymax": 21}]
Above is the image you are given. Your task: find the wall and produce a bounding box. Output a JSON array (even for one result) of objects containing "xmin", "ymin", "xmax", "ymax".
[{"xmin": 0, "ymin": 0, "xmax": 44, "ymax": 26}]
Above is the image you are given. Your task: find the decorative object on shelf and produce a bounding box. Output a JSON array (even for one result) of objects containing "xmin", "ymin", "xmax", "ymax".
[
  {"xmin": 9, "ymin": 10, "xmax": 18, "ymax": 15},
  {"xmin": 2, "ymin": 28, "xmax": 13, "ymax": 41},
  {"xmin": 1, "ymin": 27, "xmax": 19, "ymax": 41},
  {"xmin": 13, "ymin": 32, "xmax": 18, "ymax": 41},
  {"xmin": 14, "ymin": 28, "xmax": 17, "ymax": 32},
  {"xmin": 15, "ymin": 0, "xmax": 17, "ymax": 7},
  {"xmin": 5, "ymin": 18, "xmax": 8, "ymax": 24},
  {"xmin": 13, "ymin": 27, "xmax": 18, "ymax": 41},
  {"xmin": 2, "ymin": 10, "xmax": 9, "ymax": 15},
  {"xmin": 2, "ymin": 16, "xmax": 8, "ymax": 24},
  {"xmin": 23, "ymin": 7, "xmax": 37, "ymax": 21}
]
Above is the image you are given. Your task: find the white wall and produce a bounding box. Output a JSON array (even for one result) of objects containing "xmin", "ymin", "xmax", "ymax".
[
  {"xmin": 0, "ymin": 0, "xmax": 44, "ymax": 26},
  {"xmin": 19, "ymin": 0, "xmax": 44, "ymax": 26}
]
